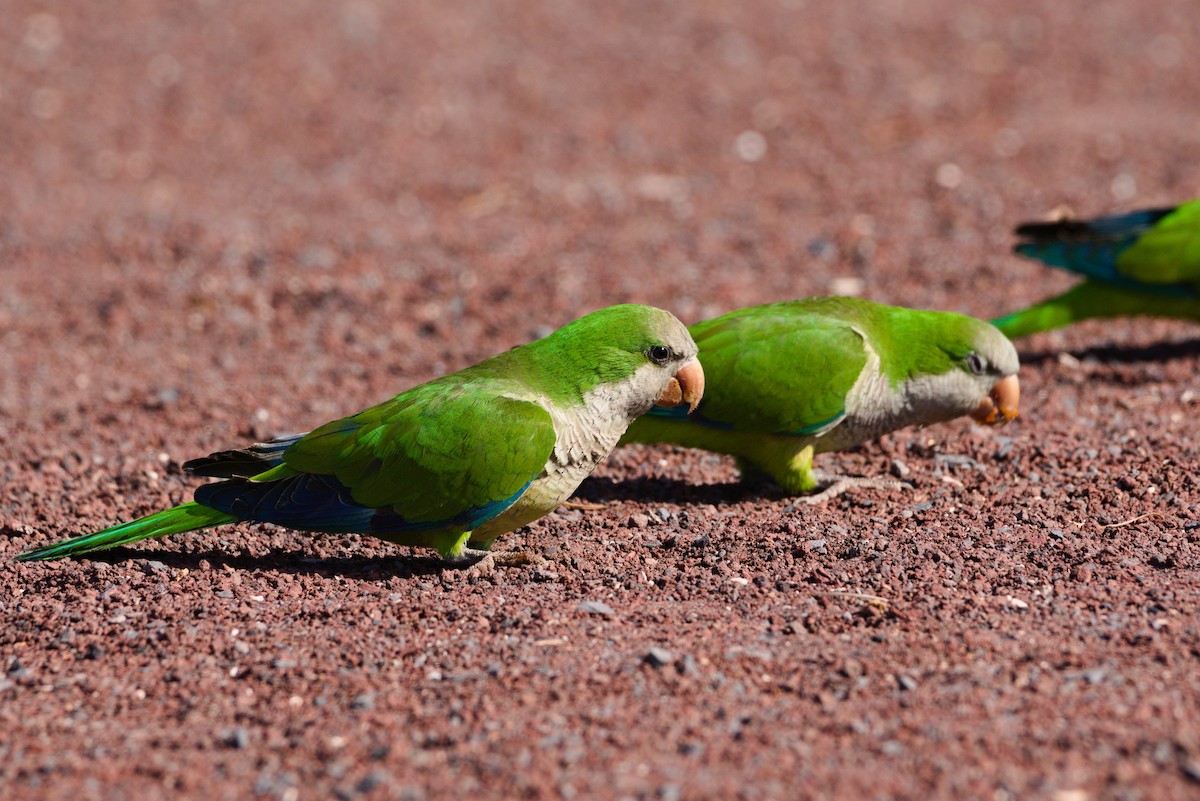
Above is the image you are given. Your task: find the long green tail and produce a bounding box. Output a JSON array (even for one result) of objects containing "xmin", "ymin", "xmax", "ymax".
[
  {"xmin": 992, "ymin": 280, "xmax": 1200, "ymax": 339},
  {"xmin": 15, "ymin": 502, "xmax": 237, "ymax": 562}
]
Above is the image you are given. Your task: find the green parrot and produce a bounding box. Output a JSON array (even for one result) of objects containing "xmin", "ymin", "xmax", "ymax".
[
  {"xmin": 620, "ymin": 297, "xmax": 1019, "ymax": 501},
  {"xmin": 17, "ymin": 304, "xmax": 704, "ymax": 569},
  {"xmin": 993, "ymin": 201, "xmax": 1200, "ymax": 338}
]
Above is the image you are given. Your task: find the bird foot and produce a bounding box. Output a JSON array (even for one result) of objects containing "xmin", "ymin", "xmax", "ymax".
[
  {"xmin": 800, "ymin": 471, "xmax": 912, "ymax": 505},
  {"xmin": 453, "ymin": 547, "xmax": 548, "ymax": 577},
  {"xmin": 561, "ymin": 499, "xmax": 607, "ymax": 512}
]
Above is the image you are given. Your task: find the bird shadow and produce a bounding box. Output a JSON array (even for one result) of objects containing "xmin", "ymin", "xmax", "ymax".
[
  {"xmin": 1017, "ymin": 336, "xmax": 1200, "ymax": 367},
  {"xmin": 75, "ymin": 545, "xmax": 452, "ymax": 580},
  {"xmin": 573, "ymin": 475, "xmax": 784, "ymax": 506},
  {"xmin": 20, "ymin": 479, "xmax": 793, "ymax": 582}
]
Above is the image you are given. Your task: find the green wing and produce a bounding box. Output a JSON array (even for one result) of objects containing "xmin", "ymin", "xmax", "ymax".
[
  {"xmin": 273, "ymin": 379, "xmax": 557, "ymax": 527},
  {"xmin": 1116, "ymin": 200, "xmax": 1200, "ymax": 286},
  {"xmin": 683, "ymin": 302, "xmax": 868, "ymax": 435},
  {"xmin": 1014, "ymin": 201, "xmax": 1200, "ymax": 294}
]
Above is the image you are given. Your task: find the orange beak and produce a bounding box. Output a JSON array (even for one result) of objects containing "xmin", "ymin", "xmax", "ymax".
[
  {"xmin": 655, "ymin": 358, "xmax": 705, "ymax": 413},
  {"xmin": 970, "ymin": 374, "xmax": 1020, "ymax": 425}
]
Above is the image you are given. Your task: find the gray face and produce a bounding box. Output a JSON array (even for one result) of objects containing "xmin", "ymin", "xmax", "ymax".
[
  {"xmin": 589, "ymin": 309, "xmax": 701, "ymax": 423},
  {"xmin": 973, "ymin": 324, "xmax": 1020, "ymax": 380},
  {"xmin": 906, "ymin": 323, "xmax": 1019, "ymax": 422},
  {"xmin": 830, "ymin": 321, "xmax": 1020, "ymax": 452}
]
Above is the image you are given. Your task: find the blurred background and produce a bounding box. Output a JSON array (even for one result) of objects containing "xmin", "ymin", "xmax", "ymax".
[
  {"xmin": 3, "ymin": 1, "xmax": 1198, "ymax": 435},
  {"xmin": 9, "ymin": 0, "xmax": 1200, "ymax": 494},
  {"xmin": 3, "ymin": 3, "xmax": 1200, "ymax": 799}
]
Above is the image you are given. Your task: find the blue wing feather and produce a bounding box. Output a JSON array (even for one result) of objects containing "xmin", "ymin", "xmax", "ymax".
[
  {"xmin": 194, "ymin": 473, "xmax": 531, "ymax": 534},
  {"xmin": 1013, "ymin": 206, "xmax": 1196, "ymax": 298}
]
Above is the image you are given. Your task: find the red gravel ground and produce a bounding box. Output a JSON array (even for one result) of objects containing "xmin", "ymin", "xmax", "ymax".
[{"xmin": 3, "ymin": 1, "xmax": 1200, "ymax": 799}]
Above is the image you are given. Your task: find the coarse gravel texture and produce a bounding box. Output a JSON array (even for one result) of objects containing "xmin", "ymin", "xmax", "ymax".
[{"xmin": 3, "ymin": 1, "xmax": 1200, "ymax": 800}]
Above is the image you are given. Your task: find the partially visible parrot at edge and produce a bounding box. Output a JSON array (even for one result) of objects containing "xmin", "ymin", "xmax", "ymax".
[
  {"xmin": 992, "ymin": 200, "xmax": 1200, "ymax": 339},
  {"xmin": 620, "ymin": 297, "xmax": 1020, "ymax": 501},
  {"xmin": 16, "ymin": 304, "xmax": 704, "ymax": 570}
]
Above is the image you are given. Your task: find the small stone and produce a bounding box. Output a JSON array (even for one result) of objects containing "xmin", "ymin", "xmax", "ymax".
[
  {"xmin": 897, "ymin": 674, "xmax": 919, "ymax": 691},
  {"xmin": 530, "ymin": 567, "xmax": 559, "ymax": 582},
  {"xmin": 628, "ymin": 514, "xmax": 650, "ymax": 530},
  {"xmin": 678, "ymin": 654, "xmax": 701, "ymax": 678},
  {"xmin": 1149, "ymin": 553, "xmax": 1175, "ymax": 569},
  {"xmin": 890, "ymin": 459, "xmax": 910, "ymax": 478},
  {"xmin": 576, "ymin": 600, "xmax": 616, "ymax": 618},
  {"xmin": 221, "ymin": 727, "xmax": 250, "ymax": 749},
  {"xmin": 839, "ymin": 659, "xmax": 865, "ymax": 679},
  {"xmin": 156, "ymin": 388, "xmax": 180, "ymax": 407},
  {"xmin": 356, "ymin": 771, "xmax": 391, "ymax": 794},
  {"xmin": 644, "ymin": 648, "xmax": 673, "ymax": 668}
]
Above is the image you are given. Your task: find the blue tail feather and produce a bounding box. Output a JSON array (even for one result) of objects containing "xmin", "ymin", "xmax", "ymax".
[
  {"xmin": 1013, "ymin": 205, "xmax": 1194, "ymax": 297},
  {"xmin": 195, "ymin": 473, "xmax": 532, "ymax": 535}
]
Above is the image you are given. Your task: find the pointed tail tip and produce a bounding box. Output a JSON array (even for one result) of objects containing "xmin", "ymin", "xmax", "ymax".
[
  {"xmin": 12, "ymin": 502, "xmax": 237, "ymax": 564},
  {"xmin": 14, "ymin": 549, "xmax": 64, "ymax": 563},
  {"xmin": 14, "ymin": 535, "xmax": 119, "ymax": 562}
]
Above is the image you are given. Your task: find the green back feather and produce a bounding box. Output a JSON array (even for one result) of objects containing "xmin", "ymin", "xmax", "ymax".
[
  {"xmin": 630, "ymin": 298, "xmax": 1000, "ymax": 439},
  {"xmin": 269, "ymin": 304, "xmax": 682, "ymax": 526},
  {"xmin": 1116, "ymin": 200, "xmax": 1200, "ymax": 285},
  {"xmin": 684, "ymin": 300, "xmax": 867, "ymax": 433},
  {"xmin": 279, "ymin": 385, "xmax": 557, "ymax": 525}
]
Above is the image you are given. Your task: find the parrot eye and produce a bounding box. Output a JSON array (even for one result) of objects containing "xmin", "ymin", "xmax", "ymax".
[
  {"xmin": 966, "ymin": 352, "xmax": 986, "ymax": 375},
  {"xmin": 647, "ymin": 345, "xmax": 672, "ymax": 365}
]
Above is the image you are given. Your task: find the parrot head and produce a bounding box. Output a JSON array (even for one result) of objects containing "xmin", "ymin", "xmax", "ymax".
[
  {"xmin": 892, "ymin": 312, "xmax": 1020, "ymax": 429},
  {"xmin": 961, "ymin": 323, "xmax": 1020, "ymax": 426},
  {"xmin": 532, "ymin": 304, "xmax": 704, "ymax": 420}
]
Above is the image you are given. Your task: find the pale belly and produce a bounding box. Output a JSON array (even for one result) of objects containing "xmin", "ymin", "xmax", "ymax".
[
  {"xmin": 470, "ymin": 457, "xmax": 597, "ymax": 541},
  {"xmin": 469, "ymin": 408, "xmax": 623, "ymax": 542}
]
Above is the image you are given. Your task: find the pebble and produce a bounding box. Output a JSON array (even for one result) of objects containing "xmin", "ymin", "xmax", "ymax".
[
  {"xmin": 643, "ymin": 647, "xmax": 674, "ymax": 668},
  {"xmin": 221, "ymin": 727, "xmax": 250, "ymax": 749},
  {"xmin": 576, "ymin": 600, "xmax": 616, "ymax": 618}
]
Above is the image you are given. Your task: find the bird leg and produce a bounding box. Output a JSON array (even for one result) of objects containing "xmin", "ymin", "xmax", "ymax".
[
  {"xmin": 450, "ymin": 546, "xmax": 548, "ymax": 576},
  {"xmin": 799, "ymin": 470, "xmax": 912, "ymax": 505},
  {"xmin": 561, "ymin": 499, "xmax": 607, "ymax": 511}
]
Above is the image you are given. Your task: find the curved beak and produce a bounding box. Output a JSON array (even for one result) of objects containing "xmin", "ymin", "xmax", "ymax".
[
  {"xmin": 656, "ymin": 357, "xmax": 705, "ymax": 413},
  {"xmin": 970, "ymin": 374, "xmax": 1020, "ymax": 425}
]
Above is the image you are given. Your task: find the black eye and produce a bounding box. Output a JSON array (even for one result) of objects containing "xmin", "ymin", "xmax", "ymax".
[
  {"xmin": 647, "ymin": 345, "xmax": 672, "ymax": 365},
  {"xmin": 966, "ymin": 352, "xmax": 986, "ymax": 375}
]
